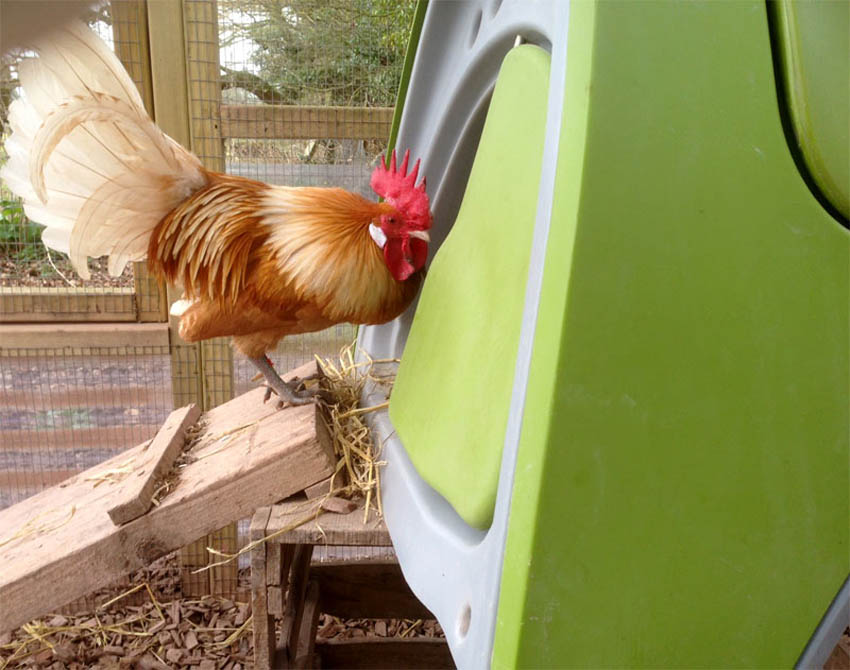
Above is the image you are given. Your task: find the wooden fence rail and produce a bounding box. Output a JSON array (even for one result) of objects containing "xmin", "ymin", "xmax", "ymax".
[{"xmin": 220, "ymin": 104, "xmax": 394, "ymax": 140}]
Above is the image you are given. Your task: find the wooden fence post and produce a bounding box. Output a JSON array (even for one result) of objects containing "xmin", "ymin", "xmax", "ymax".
[
  {"xmin": 146, "ymin": 0, "xmax": 237, "ymax": 598},
  {"xmin": 112, "ymin": 1, "xmax": 169, "ymax": 324}
]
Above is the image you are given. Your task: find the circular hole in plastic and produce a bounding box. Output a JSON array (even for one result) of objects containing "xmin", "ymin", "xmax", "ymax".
[
  {"xmin": 469, "ymin": 8, "xmax": 483, "ymax": 47},
  {"xmin": 458, "ymin": 603, "xmax": 472, "ymax": 638},
  {"xmin": 491, "ymin": 0, "xmax": 504, "ymax": 16}
]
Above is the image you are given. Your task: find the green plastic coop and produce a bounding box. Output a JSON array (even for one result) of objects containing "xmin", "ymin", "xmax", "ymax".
[{"xmin": 359, "ymin": 1, "xmax": 849, "ymax": 667}]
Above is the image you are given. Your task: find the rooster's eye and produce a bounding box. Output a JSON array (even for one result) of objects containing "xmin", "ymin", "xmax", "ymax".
[{"xmin": 387, "ymin": 216, "xmax": 397, "ymax": 225}]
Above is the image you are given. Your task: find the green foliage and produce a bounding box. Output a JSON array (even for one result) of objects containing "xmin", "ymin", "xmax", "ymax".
[
  {"xmin": 0, "ymin": 197, "xmax": 44, "ymax": 261},
  {"xmin": 219, "ymin": 0, "xmax": 416, "ymax": 107}
]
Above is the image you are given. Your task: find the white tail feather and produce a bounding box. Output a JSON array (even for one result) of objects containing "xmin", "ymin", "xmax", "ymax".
[{"xmin": 0, "ymin": 21, "xmax": 206, "ymax": 280}]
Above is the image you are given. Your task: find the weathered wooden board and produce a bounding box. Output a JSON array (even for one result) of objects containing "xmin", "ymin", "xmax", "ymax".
[
  {"xmin": 0, "ymin": 287, "xmax": 137, "ymax": 323},
  {"xmin": 0, "ymin": 388, "xmax": 335, "ymax": 634},
  {"xmin": 265, "ymin": 497, "xmax": 391, "ymax": 547},
  {"xmin": 251, "ymin": 506, "xmax": 275, "ymax": 669},
  {"xmin": 294, "ymin": 580, "xmax": 321, "ymax": 668},
  {"xmin": 0, "ymin": 323, "xmax": 169, "ymax": 351},
  {"xmin": 107, "ymin": 404, "xmax": 202, "ymax": 526},
  {"xmin": 220, "ymin": 104, "xmax": 394, "ymax": 140}
]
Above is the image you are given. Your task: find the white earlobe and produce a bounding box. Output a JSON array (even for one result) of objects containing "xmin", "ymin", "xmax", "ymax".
[{"xmin": 369, "ymin": 223, "xmax": 387, "ymax": 249}]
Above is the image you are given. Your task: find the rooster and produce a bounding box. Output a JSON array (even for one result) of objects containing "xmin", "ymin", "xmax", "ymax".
[{"xmin": 1, "ymin": 22, "xmax": 431, "ymax": 405}]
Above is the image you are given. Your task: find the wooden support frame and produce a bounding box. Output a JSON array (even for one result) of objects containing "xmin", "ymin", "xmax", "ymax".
[
  {"xmin": 251, "ymin": 499, "xmax": 453, "ymax": 670},
  {"xmin": 0, "ymin": 388, "xmax": 335, "ymax": 634}
]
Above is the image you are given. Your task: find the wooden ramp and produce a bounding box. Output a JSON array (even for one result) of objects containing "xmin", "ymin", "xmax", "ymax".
[{"xmin": 0, "ymin": 364, "xmax": 335, "ymax": 634}]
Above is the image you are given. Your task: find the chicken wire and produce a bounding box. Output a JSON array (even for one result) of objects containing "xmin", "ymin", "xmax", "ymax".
[{"xmin": 0, "ymin": 346, "xmax": 173, "ymax": 509}]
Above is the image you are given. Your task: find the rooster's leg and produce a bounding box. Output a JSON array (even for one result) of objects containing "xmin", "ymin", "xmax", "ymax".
[{"xmin": 249, "ymin": 356, "xmax": 316, "ymax": 406}]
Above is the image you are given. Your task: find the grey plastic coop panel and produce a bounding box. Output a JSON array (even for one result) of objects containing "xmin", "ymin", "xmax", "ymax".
[{"xmin": 358, "ymin": 1, "xmax": 571, "ymax": 668}]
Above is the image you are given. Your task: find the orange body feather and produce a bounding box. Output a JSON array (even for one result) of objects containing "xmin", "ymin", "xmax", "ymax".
[
  {"xmin": 1, "ymin": 22, "xmax": 429, "ymax": 372},
  {"xmin": 149, "ymin": 171, "xmax": 423, "ymax": 358}
]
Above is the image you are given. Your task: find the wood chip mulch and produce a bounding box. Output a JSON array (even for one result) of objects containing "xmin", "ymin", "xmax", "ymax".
[
  {"xmin": 0, "ymin": 588, "xmax": 252, "ymax": 669},
  {"xmin": 0, "ymin": 552, "xmax": 445, "ymax": 669},
  {"xmin": 315, "ymin": 615, "xmax": 443, "ymax": 643}
]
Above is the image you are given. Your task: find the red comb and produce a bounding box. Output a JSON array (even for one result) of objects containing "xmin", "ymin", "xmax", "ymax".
[{"xmin": 370, "ymin": 149, "xmax": 432, "ymax": 231}]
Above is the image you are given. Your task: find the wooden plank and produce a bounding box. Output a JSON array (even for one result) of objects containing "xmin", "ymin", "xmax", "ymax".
[
  {"xmin": 190, "ymin": 358, "xmax": 324, "ymax": 594},
  {"xmin": 268, "ymin": 585, "xmax": 284, "ymax": 618},
  {"xmin": 267, "ymin": 539, "xmax": 283, "ymax": 587},
  {"xmin": 315, "ymin": 638, "xmax": 455, "ymax": 670},
  {"xmin": 202, "ymin": 360, "xmax": 320, "ymax": 435},
  {"xmin": 279, "ymin": 544, "xmax": 314, "ymax": 667},
  {"xmin": 220, "ymin": 104, "xmax": 394, "ymax": 140},
  {"xmin": 824, "ymin": 641, "xmax": 850, "ymax": 670},
  {"xmin": 293, "ymin": 580, "xmax": 321, "ymax": 669},
  {"xmin": 112, "ymin": 4, "xmax": 167, "ymax": 322},
  {"xmin": 0, "ymin": 391, "xmax": 336, "ymax": 633},
  {"xmin": 0, "ymin": 288, "xmax": 137, "ymax": 323},
  {"xmin": 0, "ymin": 323, "xmax": 169, "ymax": 351},
  {"xmin": 133, "ymin": 263, "xmax": 167, "ymax": 322},
  {"xmin": 146, "ymin": 0, "xmax": 191, "ymax": 146},
  {"xmin": 266, "ymin": 498, "xmax": 390, "ymax": 547},
  {"xmin": 310, "ymin": 561, "xmax": 434, "ymax": 621},
  {"xmin": 304, "ymin": 476, "xmax": 333, "ymax": 500},
  {"xmin": 250, "ymin": 506, "xmax": 274, "ymax": 670},
  {"xmin": 107, "ymin": 404, "xmax": 201, "ymax": 526},
  {"xmin": 267, "ymin": 543, "xmax": 295, "ymax": 618}
]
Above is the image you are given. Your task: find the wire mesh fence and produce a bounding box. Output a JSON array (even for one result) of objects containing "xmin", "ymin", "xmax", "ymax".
[
  {"xmin": 0, "ymin": 0, "xmax": 413, "ymax": 599},
  {"xmin": 0, "ymin": 346, "xmax": 173, "ymax": 509}
]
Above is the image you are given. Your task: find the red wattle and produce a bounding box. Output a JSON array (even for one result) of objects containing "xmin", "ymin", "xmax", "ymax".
[{"xmin": 384, "ymin": 237, "xmax": 417, "ymax": 282}]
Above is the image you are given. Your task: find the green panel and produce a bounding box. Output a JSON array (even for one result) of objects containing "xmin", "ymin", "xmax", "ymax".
[
  {"xmin": 495, "ymin": 1, "xmax": 849, "ymax": 667},
  {"xmin": 390, "ymin": 46, "xmax": 550, "ymax": 529},
  {"xmin": 772, "ymin": 0, "xmax": 849, "ymax": 219}
]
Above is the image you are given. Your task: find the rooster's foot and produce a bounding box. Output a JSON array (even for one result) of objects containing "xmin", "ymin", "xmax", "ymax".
[
  {"xmin": 250, "ymin": 356, "xmax": 317, "ymax": 408},
  {"xmin": 263, "ymin": 381, "xmax": 317, "ymax": 407}
]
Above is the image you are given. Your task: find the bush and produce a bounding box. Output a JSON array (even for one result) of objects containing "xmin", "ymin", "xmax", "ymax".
[{"xmin": 0, "ymin": 197, "xmax": 45, "ymax": 261}]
